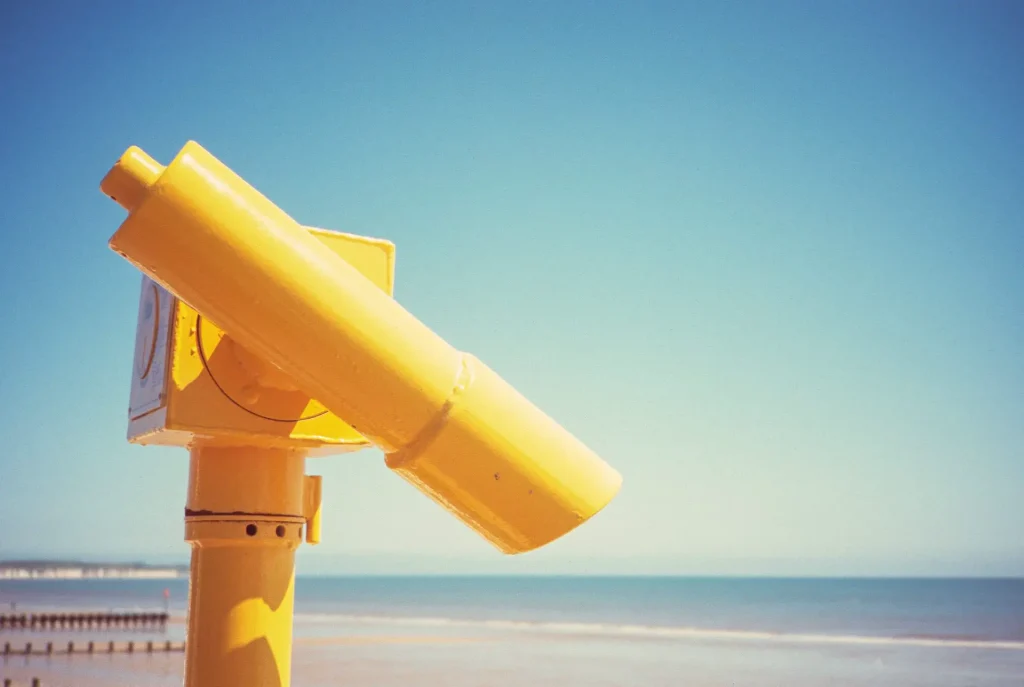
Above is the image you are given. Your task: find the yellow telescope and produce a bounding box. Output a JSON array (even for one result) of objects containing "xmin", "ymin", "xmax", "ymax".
[{"xmin": 101, "ymin": 141, "xmax": 621, "ymax": 687}]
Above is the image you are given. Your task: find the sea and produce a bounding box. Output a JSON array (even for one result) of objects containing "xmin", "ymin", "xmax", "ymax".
[{"xmin": 1, "ymin": 576, "xmax": 1022, "ymax": 686}]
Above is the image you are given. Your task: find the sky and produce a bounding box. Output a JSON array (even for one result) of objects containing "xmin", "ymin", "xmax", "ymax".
[{"xmin": 0, "ymin": 0, "xmax": 1021, "ymax": 577}]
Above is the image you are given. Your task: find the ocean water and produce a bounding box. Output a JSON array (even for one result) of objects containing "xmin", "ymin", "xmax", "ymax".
[{"xmin": 2, "ymin": 576, "xmax": 1022, "ymax": 686}]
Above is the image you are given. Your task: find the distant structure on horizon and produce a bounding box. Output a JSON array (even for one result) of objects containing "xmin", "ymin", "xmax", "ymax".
[{"xmin": 0, "ymin": 560, "xmax": 187, "ymax": 580}]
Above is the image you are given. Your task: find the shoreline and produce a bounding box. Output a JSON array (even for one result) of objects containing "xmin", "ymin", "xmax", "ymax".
[{"xmin": 4, "ymin": 611, "xmax": 1022, "ymax": 653}]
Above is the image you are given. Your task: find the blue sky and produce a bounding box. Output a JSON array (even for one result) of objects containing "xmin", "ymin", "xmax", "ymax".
[{"xmin": 0, "ymin": 0, "xmax": 1021, "ymax": 576}]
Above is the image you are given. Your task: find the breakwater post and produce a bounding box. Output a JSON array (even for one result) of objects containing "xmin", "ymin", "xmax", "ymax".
[{"xmin": 0, "ymin": 613, "xmax": 168, "ymax": 631}]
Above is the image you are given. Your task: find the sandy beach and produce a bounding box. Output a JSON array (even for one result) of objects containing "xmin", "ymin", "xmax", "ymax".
[
  {"xmin": 4, "ymin": 613, "xmax": 1024, "ymax": 686},
  {"xmin": 3, "ymin": 577, "xmax": 1024, "ymax": 686}
]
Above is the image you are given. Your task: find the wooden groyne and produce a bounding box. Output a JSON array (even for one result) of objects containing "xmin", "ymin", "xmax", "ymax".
[
  {"xmin": 4, "ymin": 680, "xmax": 105, "ymax": 687},
  {"xmin": 2, "ymin": 639, "xmax": 184, "ymax": 656},
  {"xmin": 0, "ymin": 613, "xmax": 168, "ymax": 631}
]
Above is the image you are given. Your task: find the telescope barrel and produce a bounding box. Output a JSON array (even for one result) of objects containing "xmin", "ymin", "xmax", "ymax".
[{"xmin": 103, "ymin": 141, "xmax": 621, "ymax": 553}]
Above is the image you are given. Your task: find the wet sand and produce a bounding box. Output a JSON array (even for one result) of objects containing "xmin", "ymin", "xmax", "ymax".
[
  {"xmin": 4, "ymin": 619, "xmax": 1024, "ymax": 687},
  {"xmin": 0, "ymin": 633, "xmax": 495, "ymax": 687}
]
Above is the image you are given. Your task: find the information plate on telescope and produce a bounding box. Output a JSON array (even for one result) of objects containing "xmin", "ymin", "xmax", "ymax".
[{"xmin": 128, "ymin": 275, "xmax": 174, "ymax": 420}]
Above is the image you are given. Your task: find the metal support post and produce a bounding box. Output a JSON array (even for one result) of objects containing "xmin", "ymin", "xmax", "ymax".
[{"xmin": 183, "ymin": 445, "xmax": 316, "ymax": 687}]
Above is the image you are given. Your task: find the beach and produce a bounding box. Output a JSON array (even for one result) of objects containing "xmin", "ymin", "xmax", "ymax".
[{"xmin": 2, "ymin": 577, "xmax": 1022, "ymax": 686}]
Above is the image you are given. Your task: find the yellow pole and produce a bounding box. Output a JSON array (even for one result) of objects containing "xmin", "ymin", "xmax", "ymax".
[{"xmin": 183, "ymin": 445, "xmax": 308, "ymax": 687}]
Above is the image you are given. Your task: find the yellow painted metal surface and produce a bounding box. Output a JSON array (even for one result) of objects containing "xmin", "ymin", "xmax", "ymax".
[
  {"xmin": 303, "ymin": 475, "xmax": 323, "ymax": 545},
  {"xmin": 387, "ymin": 355, "xmax": 622, "ymax": 552},
  {"xmin": 124, "ymin": 230, "xmax": 395, "ymax": 452},
  {"xmin": 102, "ymin": 141, "xmax": 621, "ymax": 554},
  {"xmin": 184, "ymin": 445, "xmax": 307, "ymax": 687}
]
